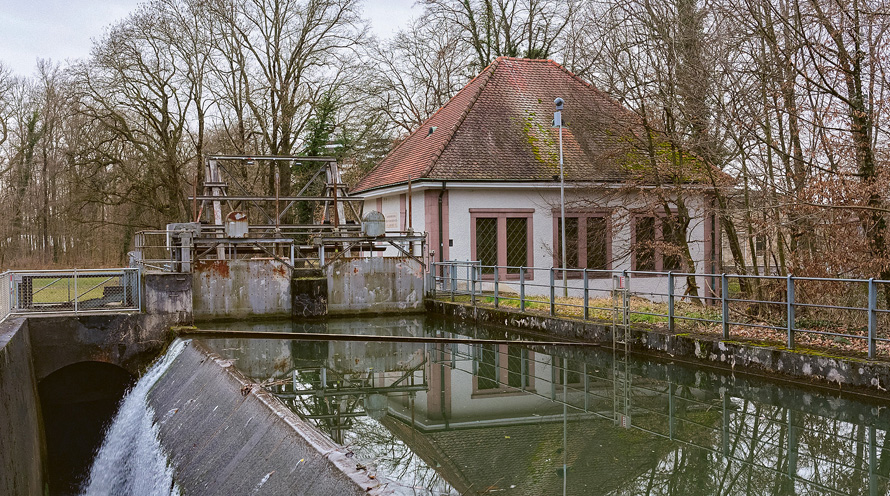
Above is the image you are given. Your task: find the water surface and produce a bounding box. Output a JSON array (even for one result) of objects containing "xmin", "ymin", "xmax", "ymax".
[{"xmin": 201, "ymin": 316, "xmax": 890, "ymax": 496}]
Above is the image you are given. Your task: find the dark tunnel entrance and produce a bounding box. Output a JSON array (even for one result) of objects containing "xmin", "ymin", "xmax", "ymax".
[{"xmin": 38, "ymin": 362, "xmax": 134, "ymax": 495}]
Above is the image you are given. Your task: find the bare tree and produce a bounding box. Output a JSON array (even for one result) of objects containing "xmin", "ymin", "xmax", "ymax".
[
  {"xmin": 369, "ymin": 15, "xmax": 473, "ymax": 135},
  {"xmin": 420, "ymin": 0, "xmax": 577, "ymax": 70}
]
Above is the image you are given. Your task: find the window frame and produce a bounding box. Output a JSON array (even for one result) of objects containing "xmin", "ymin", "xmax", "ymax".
[
  {"xmin": 551, "ymin": 209, "xmax": 612, "ymax": 278},
  {"xmin": 471, "ymin": 344, "xmax": 536, "ymax": 397},
  {"xmin": 470, "ymin": 209, "xmax": 535, "ymax": 280},
  {"xmin": 631, "ymin": 212, "xmax": 684, "ymax": 272}
]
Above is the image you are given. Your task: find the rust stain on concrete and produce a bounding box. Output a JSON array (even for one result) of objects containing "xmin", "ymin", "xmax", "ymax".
[
  {"xmin": 196, "ymin": 260, "xmax": 230, "ymax": 278},
  {"xmin": 272, "ymin": 264, "xmax": 289, "ymax": 279}
]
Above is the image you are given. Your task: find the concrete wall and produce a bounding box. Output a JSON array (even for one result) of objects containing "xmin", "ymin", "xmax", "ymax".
[
  {"xmin": 148, "ymin": 340, "xmax": 391, "ymax": 495},
  {"xmin": 0, "ymin": 272, "xmax": 190, "ymax": 494},
  {"xmin": 29, "ymin": 272, "xmax": 193, "ymax": 381},
  {"xmin": 193, "ymin": 260, "xmax": 292, "ymax": 321},
  {"xmin": 144, "ymin": 272, "xmax": 193, "ymax": 325},
  {"xmin": 327, "ymin": 257, "xmax": 423, "ymax": 315},
  {"xmin": 0, "ymin": 318, "xmax": 46, "ymax": 496}
]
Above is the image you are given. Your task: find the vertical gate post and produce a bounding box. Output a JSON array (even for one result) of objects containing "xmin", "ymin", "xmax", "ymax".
[
  {"xmin": 493, "ymin": 265, "xmax": 499, "ymax": 308},
  {"xmin": 550, "ymin": 267, "xmax": 556, "ymax": 316},
  {"xmin": 668, "ymin": 271, "xmax": 675, "ymax": 332},
  {"xmin": 520, "ymin": 267, "xmax": 526, "ymax": 312},
  {"xmin": 471, "ymin": 264, "xmax": 477, "ymax": 307},
  {"xmin": 583, "ymin": 269, "xmax": 589, "ymax": 320}
]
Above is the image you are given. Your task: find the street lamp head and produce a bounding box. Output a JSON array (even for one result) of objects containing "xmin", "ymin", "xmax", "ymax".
[{"xmin": 554, "ymin": 97, "xmax": 564, "ymax": 110}]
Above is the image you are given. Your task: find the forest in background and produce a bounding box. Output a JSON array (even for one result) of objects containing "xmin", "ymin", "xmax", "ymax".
[{"xmin": 0, "ymin": 0, "xmax": 888, "ymax": 283}]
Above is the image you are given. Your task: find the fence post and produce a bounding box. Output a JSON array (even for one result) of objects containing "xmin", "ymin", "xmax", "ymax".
[
  {"xmin": 668, "ymin": 271, "xmax": 675, "ymax": 332},
  {"xmin": 583, "ymin": 269, "xmax": 590, "ymax": 320},
  {"xmin": 73, "ymin": 268, "xmax": 78, "ymax": 313},
  {"xmin": 493, "ymin": 265, "xmax": 499, "ymax": 308},
  {"xmin": 550, "ymin": 267, "xmax": 556, "ymax": 316},
  {"xmin": 721, "ymin": 273, "xmax": 728, "ymax": 339},
  {"xmin": 520, "ymin": 267, "xmax": 526, "ymax": 312},
  {"xmin": 471, "ymin": 265, "xmax": 477, "ymax": 307},
  {"xmin": 868, "ymin": 278, "xmax": 877, "ymax": 359},
  {"xmin": 787, "ymin": 275, "xmax": 795, "ymax": 350}
]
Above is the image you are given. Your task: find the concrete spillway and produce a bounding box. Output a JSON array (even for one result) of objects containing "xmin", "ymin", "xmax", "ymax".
[{"xmin": 143, "ymin": 339, "xmax": 385, "ymax": 495}]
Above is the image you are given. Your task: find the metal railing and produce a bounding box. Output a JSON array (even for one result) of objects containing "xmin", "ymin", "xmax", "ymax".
[
  {"xmin": 431, "ymin": 261, "xmax": 890, "ymax": 359},
  {"xmin": 0, "ymin": 268, "xmax": 141, "ymax": 322}
]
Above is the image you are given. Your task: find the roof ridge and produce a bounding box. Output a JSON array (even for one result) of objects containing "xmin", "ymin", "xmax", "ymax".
[
  {"xmin": 544, "ymin": 58, "xmax": 632, "ymax": 115},
  {"xmin": 422, "ymin": 57, "xmax": 502, "ymax": 178},
  {"xmin": 353, "ymin": 59, "xmax": 502, "ymax": 192}
]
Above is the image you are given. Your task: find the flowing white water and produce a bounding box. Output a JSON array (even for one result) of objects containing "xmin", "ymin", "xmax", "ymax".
[{"xmin": 81, "ymin": 340, "xmax": 186, "ymax": 496}]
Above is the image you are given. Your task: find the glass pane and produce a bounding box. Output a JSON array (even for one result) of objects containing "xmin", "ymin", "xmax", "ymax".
[
  {"xmin": 556, "ymin": 217, "xmax": 579, "ymax": 269},
  {"xmin": 475, "ymin": 217, "xmax": 498, "ymax": 275},
  {"xmin": 477, "ymin": 345, "xmax": 498, "ymax": 390},
  {"xmin": 505, "ymin": 217, "xmax": 528, "ymax": 273},
  {"xmin": 586, "ymin": 217, "xmax": 608, "ymax": 270},
  {"xmin": 662, "ymin": 218, "xmax": 682, "ymax": 271},
  {"xmin": 635, "ymin": 217, "xmax": 656, "ymax": 271}
]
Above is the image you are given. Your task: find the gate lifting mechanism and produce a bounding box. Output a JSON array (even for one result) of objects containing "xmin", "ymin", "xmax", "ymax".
[{"xmin": 132, "ymin": 154, "xmax": 426, "ymax": 272}]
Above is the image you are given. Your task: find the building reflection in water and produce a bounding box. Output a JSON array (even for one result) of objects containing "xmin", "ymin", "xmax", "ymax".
[{"xmin": 202, "ymin": 317, "xmax": 890, "ymax": 496}]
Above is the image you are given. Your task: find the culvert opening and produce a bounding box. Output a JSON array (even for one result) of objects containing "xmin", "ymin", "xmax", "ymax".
[{"xmin": 38, "ymin": 362, "xmax": 134, "ymax": 495}]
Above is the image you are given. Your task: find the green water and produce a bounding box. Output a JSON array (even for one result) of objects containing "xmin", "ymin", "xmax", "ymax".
[{"xmin": 201, "ymin": 316, "xmax": 890, "ymax": 496}]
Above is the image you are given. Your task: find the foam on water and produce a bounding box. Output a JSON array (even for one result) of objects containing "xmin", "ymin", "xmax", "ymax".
[{"xmin": 81, "ymin": 339, "xmax": 187, "ymax": 496}]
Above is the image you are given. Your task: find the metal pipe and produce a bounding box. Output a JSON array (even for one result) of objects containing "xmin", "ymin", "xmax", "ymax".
[
  {"xmin": 557, "ymin": 100, "xmax": 567, "ymax": 298},
  {"xmin": 868, "ymin": 278, "xmax": 877, "ymax": 358},
  {"xmin": 407, "ymin": 175, "xmax": 412, "ymax": 231},
  {"xmin": 178, "ymin": 329, "xmax": 602, "ymax": 347},
  {"xmin": 275, "ymin": 171, "xmax": 280, "ymax": 231}
]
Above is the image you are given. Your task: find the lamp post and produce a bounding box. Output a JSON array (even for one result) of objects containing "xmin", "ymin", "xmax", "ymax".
[{"xmin": 555, "ymin": 98, "xmax": 567, "ymax": 298}]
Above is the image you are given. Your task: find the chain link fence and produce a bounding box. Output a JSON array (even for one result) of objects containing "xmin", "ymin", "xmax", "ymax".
[{"xmin": 0, "ymin": 268, "xmax": 140, "ymax": 323}]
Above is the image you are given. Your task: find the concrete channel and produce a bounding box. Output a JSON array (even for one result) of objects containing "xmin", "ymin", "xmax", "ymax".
[
  {"xmin": 0, "ymin": 259, "xmax": 423, "ymax": 495},
  {"xmin": 427, "ymin": 298, "xmax": 890, "ymax": 396},
  {"xmin": 8, "ymin": 258, "xmax": 890, "ymax": 494}
]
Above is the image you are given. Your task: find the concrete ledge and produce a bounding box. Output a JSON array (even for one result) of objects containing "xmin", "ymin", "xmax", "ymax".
[
  {"xmin": 0, "ymin": 317, "xmax": 46, "ymax": 495},
  {"xmin": 427, "ymin": 299, "xmax": 890, "ymax": 395},
  {"xmin": 148, "ymin": 340, "xmax": 392, "ymax": 495}
]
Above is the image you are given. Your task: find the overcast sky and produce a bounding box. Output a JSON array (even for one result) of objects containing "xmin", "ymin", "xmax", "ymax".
[{"xmin": 0, "ymin": 0, "xmax": 418, "ymax": 77}]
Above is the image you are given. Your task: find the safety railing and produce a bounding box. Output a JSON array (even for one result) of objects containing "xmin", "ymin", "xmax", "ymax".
[
  {"xmin": 431, "ymin": 262, "xmax": 890, "ymax": 359},
  {"xmin": 0, "ymin": 268, "xmax": 141, "ymax": 322}
]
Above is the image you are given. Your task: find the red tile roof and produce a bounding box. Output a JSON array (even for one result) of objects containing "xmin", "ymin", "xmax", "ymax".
[{"xmin": 353, "ymin": 57, "xmax": 643, "ymax": 193}]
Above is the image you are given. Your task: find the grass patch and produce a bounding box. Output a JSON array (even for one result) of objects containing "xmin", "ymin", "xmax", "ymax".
[{"xmin": 27, "ymin": 276, "xmax": 122, "ymax": 303}]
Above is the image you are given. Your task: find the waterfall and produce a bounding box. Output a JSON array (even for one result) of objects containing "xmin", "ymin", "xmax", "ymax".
[{"xmin": 81, "ymin": 340, "xmax": 186, "ymax": 496}]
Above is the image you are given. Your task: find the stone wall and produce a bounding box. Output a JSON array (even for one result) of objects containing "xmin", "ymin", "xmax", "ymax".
[{"xmin": 427, "ymin": 299, "xmax": 890, "ymax": 395}]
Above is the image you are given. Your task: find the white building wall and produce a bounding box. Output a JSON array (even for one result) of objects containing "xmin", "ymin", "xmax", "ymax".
[
  {"xmin": 444, "ymin": 186, "xmax": 712, "ymax": 300},
  {"xmin": 362, "ymin": 184, "xmax": 714, "ymax": 300},
  {"xmin": 361, "ymin": 191, "xmax": 428, "ymax": 258}
]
